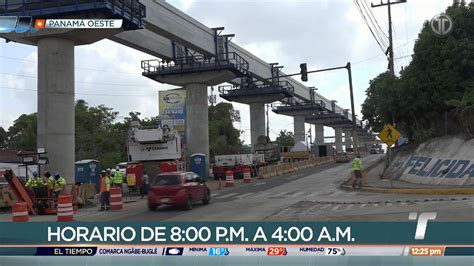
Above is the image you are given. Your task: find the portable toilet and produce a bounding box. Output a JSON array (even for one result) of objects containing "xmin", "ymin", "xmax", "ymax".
[
  {"xmin": 190, "ymin": 153, "xmax": 207, "ymax": 181},
  {"xmin": 75, "ymin": 160, "xmax": 101, "ymax": 191}
]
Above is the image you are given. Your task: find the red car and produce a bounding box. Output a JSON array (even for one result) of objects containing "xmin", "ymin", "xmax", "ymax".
[{"xmin": 148, "ymin": 172, "xmax": 211, "ymax": 211}]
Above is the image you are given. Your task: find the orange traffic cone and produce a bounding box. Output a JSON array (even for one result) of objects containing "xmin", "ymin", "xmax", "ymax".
[
  {"xmin": 243, "ymin": 167, "xmax": 251, "ymax": 183},
  {"xmin": 225, "ymin": 170, "xmax": 234, "ymax": 187}
]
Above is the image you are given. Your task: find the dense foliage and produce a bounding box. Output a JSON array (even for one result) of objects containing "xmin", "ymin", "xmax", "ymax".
[
  {"xmin": 275, "ymin": 130, "xmax": 294, "ymax": 147},
  {"xmin": 208, "ymin": 102, "xmax": 243, "ymax": 158},
  {"xmin": 1, "ymin": 100, "xmax": 243, "ymax": 167},
  {"xmin": 361, "ymin": 2, "xmax": 474, "ymax": 141}
]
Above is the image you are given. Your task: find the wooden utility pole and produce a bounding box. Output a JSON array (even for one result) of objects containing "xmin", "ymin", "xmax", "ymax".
[{"xmin": 371, "ymin": 0, "xmax": 407, "ymax": 76}]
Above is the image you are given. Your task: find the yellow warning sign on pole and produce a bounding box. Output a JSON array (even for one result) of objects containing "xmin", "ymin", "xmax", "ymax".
[{"xmin": 378, "ymin": 124, "xmax": 401, "ymax": 147}]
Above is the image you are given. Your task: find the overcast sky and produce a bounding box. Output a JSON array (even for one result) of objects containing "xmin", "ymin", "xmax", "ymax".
[{"xmin": 0, "ymin": 0, "xmax": 453, "ymax": 145}]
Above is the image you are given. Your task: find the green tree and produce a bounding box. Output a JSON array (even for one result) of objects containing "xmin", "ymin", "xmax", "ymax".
[
  {"xmin": 0, "ymin": 127, "xmax": 7, "ymax": 148},
  {"xmin": 361, "ymin": 72, "xmax": 400, "ymax": 132},
  {"xmin": 275, "ymin": 130, "xmax": 294, "ymax": 147},
  {"xmin": 208, "ymin": 102, "xmax": 243, "ymax": 157},
  {"xmin": 75, "ymin": 99, "xmax": 123, "ymax": 167},
  {"xmin": 361, "ymin": 2, "xmax": 473, "ymax": 140},
  {"xmin": 6, "ymin": 113, "xmax": 37, "ymax": 150},
  {"xmin": 446, "ymin": 87, "xmax": 474, "ymax": 133}
]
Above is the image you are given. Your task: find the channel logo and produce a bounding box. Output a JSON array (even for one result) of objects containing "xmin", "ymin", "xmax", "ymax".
[
  {"xmin": 0, "ymin": 16, "xmax": 122, "ymax": 33},
  {"xmin": 162, "ymin": 247, "xmax": 184, "ymax": 256}
]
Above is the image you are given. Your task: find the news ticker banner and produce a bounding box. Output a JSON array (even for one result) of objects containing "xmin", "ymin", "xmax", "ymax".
[
  {"xmin": 0, "ymin": 16, "xmax": 122, "ymax": 33},
  {"xmin": 0, "ymin": 245, "xmax": 473, "ymax": 257},
  {"xmin": 0, "ymin": 222, "xmax": 472, "ymax": 246}
]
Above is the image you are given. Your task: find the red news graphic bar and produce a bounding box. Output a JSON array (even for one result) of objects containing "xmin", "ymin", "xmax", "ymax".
[{"xmin": 267, "ymin": 247, "xmax": 287, "ymax": 256}]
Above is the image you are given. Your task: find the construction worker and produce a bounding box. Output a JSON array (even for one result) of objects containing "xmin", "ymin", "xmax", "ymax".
[
  {"xmin": 25, "ymin": 171, "xmax": 40, "ymax": 189},
  {"xmin": 112, "ymin": 166, "xmax": 123, "ymax": 188},
  {"xmin": 352, "ymin": 153, "xmax": 363, "ymax": 189},
  {"xmin": 45, "ymin": 171, "xmax": 55, "ymax": 191},
  {"xmin": 52, "ymin": 172, "xmax": 66, "ymax": 198},
  {"xmin": 99, "ymin": 170, "xmax": 111, "ymax": 211},
  {"xmin": 140, "ymin": 171, "xmax": 149, "ymax": 199}
]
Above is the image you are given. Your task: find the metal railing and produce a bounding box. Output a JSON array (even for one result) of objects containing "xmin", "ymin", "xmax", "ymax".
[
  {"xmin": 141, "ymin": 52, "xmax": 249, "ymax": 76},
  {"xmin": 272, "ymin": 99, "xmax": 325, "ymax": 109},
  {"xmin": 218, "ymin": 80, "xmax": 295, "ymax": 97},
  {"xmin": 0, "ymin": 0, "xmax": 146, "ymax": 26}
]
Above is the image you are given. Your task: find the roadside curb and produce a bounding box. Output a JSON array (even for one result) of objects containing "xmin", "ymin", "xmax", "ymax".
[
  {"xmin": 290, "ymin": 197, "xmax": 470, "ymax": 205},
  {"xmin": 340, "ymin": 184, "xmax": 474, "ymax": 195},
  {"xmin": 340, "ymin": 156, "xmax": 474, "ymax": 195}
]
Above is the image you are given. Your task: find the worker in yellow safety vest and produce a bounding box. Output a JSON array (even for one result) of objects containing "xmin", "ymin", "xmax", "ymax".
[
  {"xmin": 45, "ymin": 171, "xmax": 55, "ymax": 190},
  {"xmin": 25, "ymin": 171, "xmax": 41, "ymax": 189},
  {"xmin": 352, "ymin": 154, "xmax": 363, "ymax": 189},
  {"xmin": 99, "ymin": 170, "xmax": 111, "ymax": 211},
  {"xmin": 112, "ymin": 166, "xmax": 123, "ymax": 188},
  {"xmin": 52, "ymin": 172, "xmax": 66, "ymax": 197}
]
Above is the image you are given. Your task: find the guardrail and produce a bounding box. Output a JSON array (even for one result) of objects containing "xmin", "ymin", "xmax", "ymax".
[{"xmin": 258, "ymin": 156, "xmax": 335, "ymax": 179}]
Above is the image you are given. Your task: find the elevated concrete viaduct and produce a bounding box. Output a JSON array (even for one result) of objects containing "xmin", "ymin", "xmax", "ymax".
[{"xmin": 1, "ymin": 0, "xmax": 373, "ymax": 182}]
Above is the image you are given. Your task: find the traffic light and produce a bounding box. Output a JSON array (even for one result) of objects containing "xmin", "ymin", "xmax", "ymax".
[{"xmin": 300, "ymin": 63, "xmax": 308, "ymax": 82}]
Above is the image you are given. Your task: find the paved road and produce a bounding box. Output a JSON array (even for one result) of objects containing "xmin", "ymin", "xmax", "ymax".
[{"xmin": 2, "ymin": 154, "xmax": 472, "ymax": 222}]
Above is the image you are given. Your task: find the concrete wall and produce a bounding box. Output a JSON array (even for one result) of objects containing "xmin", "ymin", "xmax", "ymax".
[{"xmin": 384, "ymin": 135, "xmax": 474, "ymax": 186}]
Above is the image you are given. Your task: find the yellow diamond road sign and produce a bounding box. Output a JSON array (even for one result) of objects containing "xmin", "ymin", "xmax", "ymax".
[{"xmin": 378, "ymin": 124, "xmax": 401, "ymax": 147}]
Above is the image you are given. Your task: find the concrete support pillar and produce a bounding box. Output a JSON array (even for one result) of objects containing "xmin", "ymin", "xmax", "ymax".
[
  {"xmin": 37, "ymin": 37, "xmax": 75, "ymax": 183},
  {"xmin": 293, "ymin": 116, "xmax": 305, "ymax": 143},
  {"xmin": 185, "ymin": 84, "xmax": 209, "ymax": 169},
  {"xmin": 335, "ymin": 128, "xmax": 343, "ymax": 152},
  {"xmin": 250, "ymin": 103, "xmax": 265, "ymax": 151},
  {"xmin": 314, "ymin": 124, "xmax": 324, "ymax": 146},
  {"xmin": 345, "ymin": 130, "xmax": 352, "ymax": 150}
]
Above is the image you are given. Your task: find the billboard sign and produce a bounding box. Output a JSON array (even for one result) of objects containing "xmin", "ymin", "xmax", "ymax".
[{"xmin": 159, "ymin": 89, "xmax": 186, "ymax": 137}]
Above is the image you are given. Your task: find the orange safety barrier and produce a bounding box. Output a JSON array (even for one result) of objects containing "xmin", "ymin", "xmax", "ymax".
[
  {"xmin": 243, "ymin": 167, "xmax": 251, "ymax": 183},
  {"xmin": 110, "ymin": 187, "xmax": 123, "ymax": 210},
  {"xmin": 12, "ymin": 201, "xmax": 29, "ymax": 222},
  {"xmin": 225, "ymin": 170, "xmax": 234, "ymax": 187},
  {"xmin": 57, "ymin": 195, "xmax": 74, "ymax": 222}
]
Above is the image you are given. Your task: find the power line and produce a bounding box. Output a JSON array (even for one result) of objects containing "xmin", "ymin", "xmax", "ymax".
[
  {"xmin": 394, "ymin": 55, "xmax": 410, "ymax": 60},
  {"xmin": 361, "ymin": 0, "xmax": 389, "ymax": 48},
  {"xmin": 354, "ymin": 0, "xmax": 387, "ymax": 53},
  {"xmin": 0, "ymin": 72, "xmax": 155, "ymax": 88},
  {"xmin": 0, "ymin": 86, "xmax": 156, "ymax": 97},
  {"xmin": 364, "ymin": 0, "xmax": 388, "ymax": 39},
  {"xmin": 370, "ymin": 0, "xmax": 407, "ymax": 76},
  {"xmin": 352, "ymin": 38, "xmax": 415, "ymax": 65},
  {"xmin": 0, "ymin": 54, "xmax": 143, "ymax": 76},
  {"xmin": 353, "ymin": 53, "xmax": 385, "ymax": 65}
]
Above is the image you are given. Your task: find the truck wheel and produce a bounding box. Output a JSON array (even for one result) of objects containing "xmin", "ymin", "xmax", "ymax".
[
  {"xmin": 184, "ymin": 196, "xmax": 193, "ymax": 210},
  {"xmin": 202, "ymin": 190, "xmax": 210, "ymax": 205}
]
